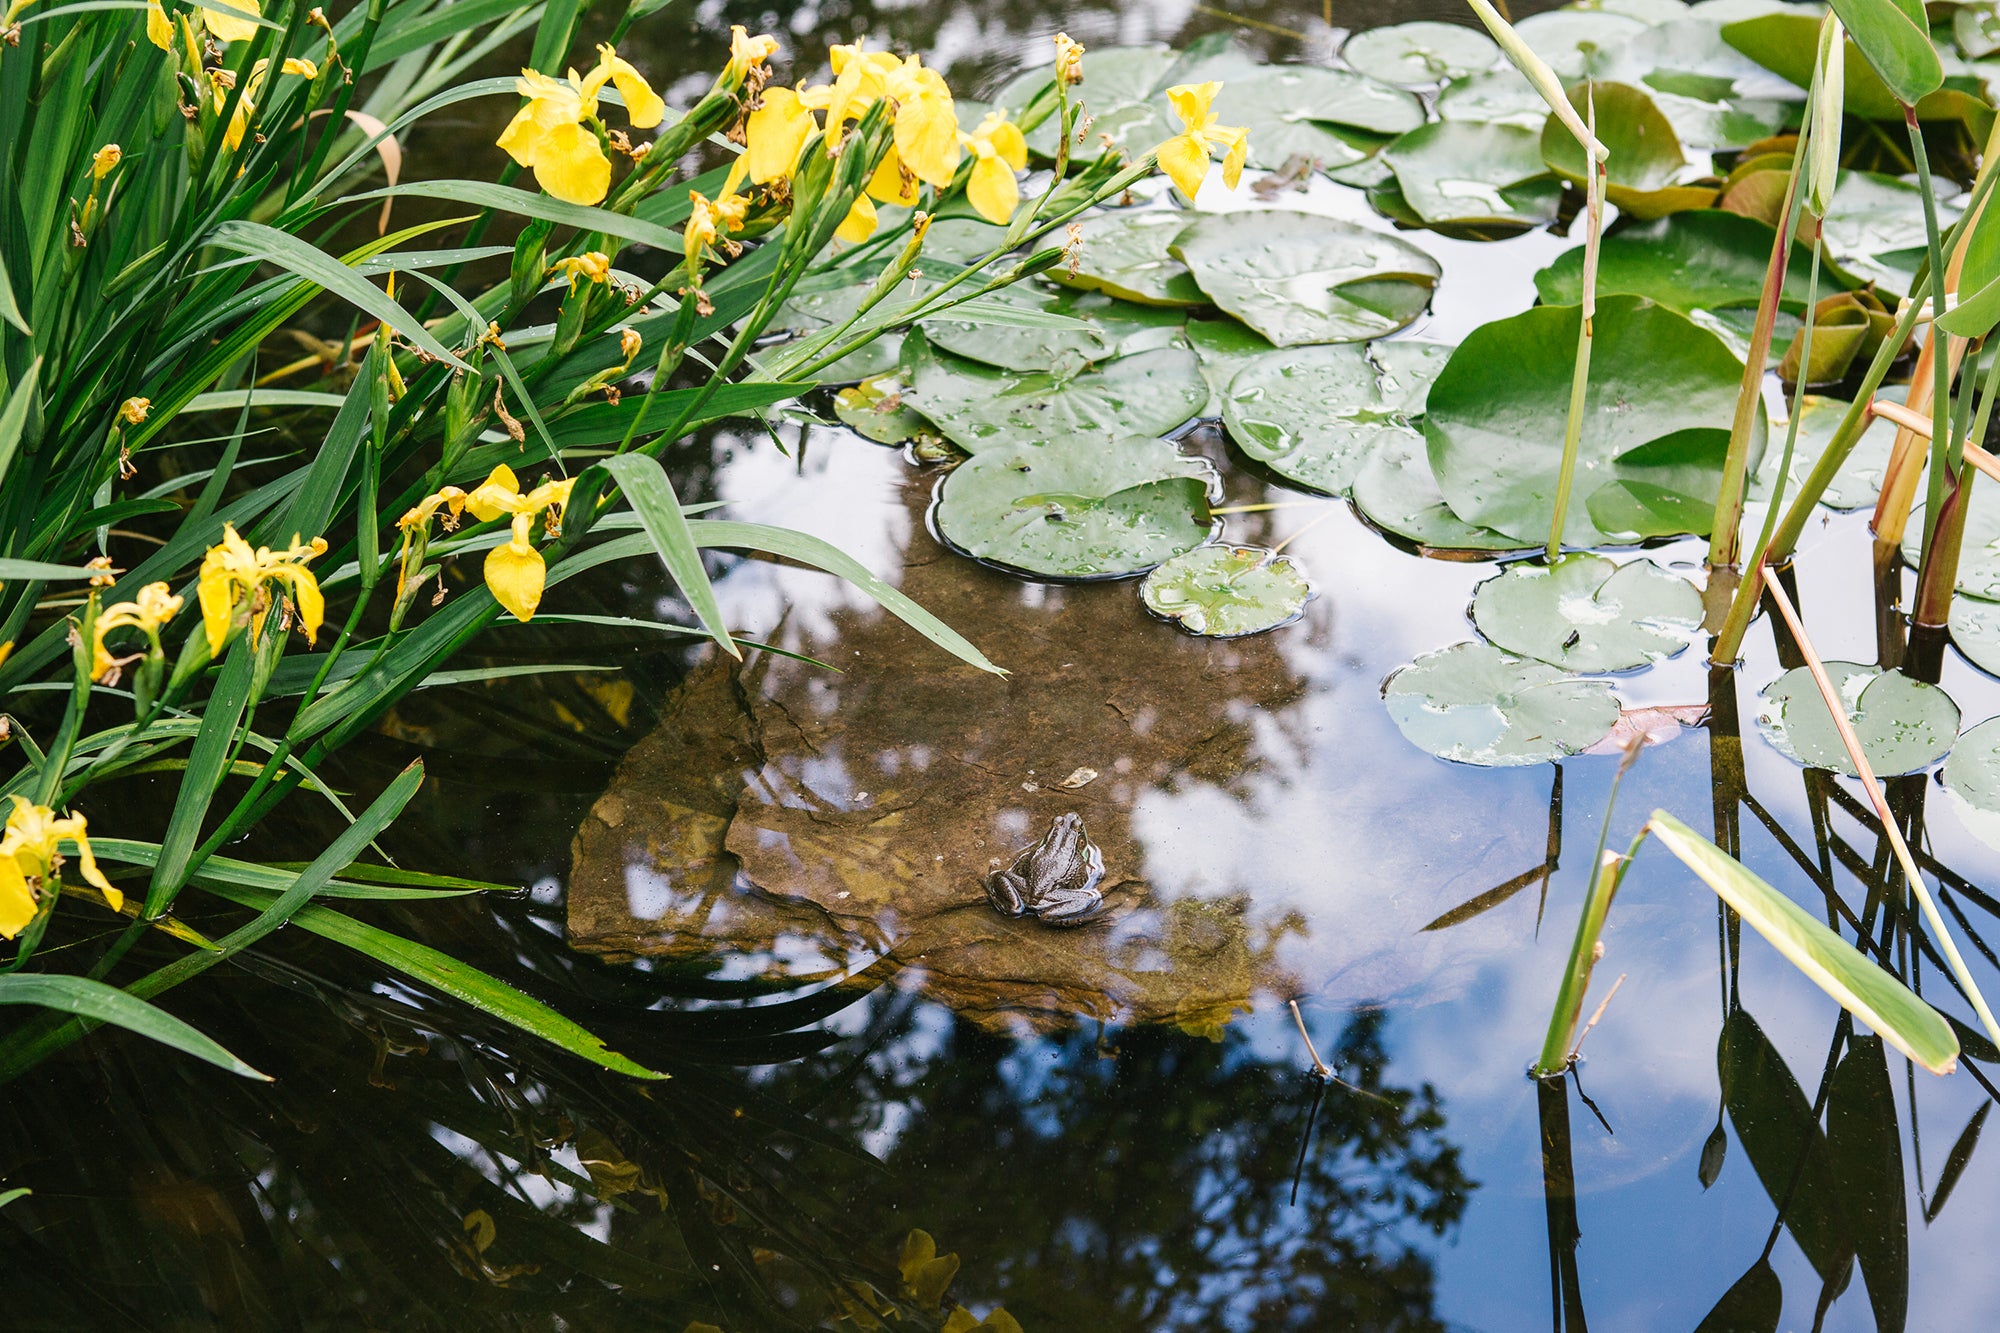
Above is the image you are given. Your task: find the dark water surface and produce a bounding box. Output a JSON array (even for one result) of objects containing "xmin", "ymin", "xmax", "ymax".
[{"xmin": 6, "ymin": 1, "xmax": 2000, "ymax": 1329}]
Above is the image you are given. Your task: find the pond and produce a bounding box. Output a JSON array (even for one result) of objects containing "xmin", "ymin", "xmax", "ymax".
[{"xmin": 7, "ymin": 0, "xmax": 2000, "ymax": 1328}]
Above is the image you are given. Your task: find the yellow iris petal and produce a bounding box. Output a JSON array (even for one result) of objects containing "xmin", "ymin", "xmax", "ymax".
[
  {"xmin": 146, "ymin": 0, "xmax": 172, "ymax": 49},
  {"xmin": 1156, "ymin": 131, "xmax": 1212, "ymax": 198},
  {"xmin": 894, "ymin": 93, "xmax": 962, "ymax": 189},
  {"xmin": 1165, "ymin": 81, "xmax": 1219, "ymax": 133},
  {"xmin": 590, "ymin": 45, "xmax": 665, "ymax": 129},
  {"xmin": 746, "ymin": 87, "xmax": 816, "ymax": 184},
  {"xmin": 866, "ymin": 147, "xmax": 919, "ymax": 206},
  {"xmin": 1220, "ymin": 128, "xmax": 1248, "ymax": 191},
  {"xmin": 530, "ymin": 122, "xmax": 611, "ymax": 205},
  {"xmin": 198, "ymin": 563, "xmax": 239, "ymax": 657},
  {"xmin": 967, "ymin": 152, "xmax": 1020, "ymax": 224},
  {"xmin": 200, "ymin": 0, "xmax": 258, "ymax": 43},
  {"xmin": 0, "ymin": 858, "xmax": 33, "ymax": 940},
  {"xmin": 836, "ymin": 194, "xmax": 878, "ymax": 243},
  {"xmin": 484, "ymin": 528, "xmax": 547, "ymax": 622}
]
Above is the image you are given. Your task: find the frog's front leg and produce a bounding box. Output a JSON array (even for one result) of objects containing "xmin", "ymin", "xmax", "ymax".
[
  {"xmin": 984, "ymin": 869, "xmax": 1031, "ymax": 917},
  {"xmin": 1034, "ymin": 884, "xmax": 1106, "ymax": 927}
]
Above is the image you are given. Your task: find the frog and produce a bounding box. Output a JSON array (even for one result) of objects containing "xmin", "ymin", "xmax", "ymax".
[{"xmin": 983, "ymin": 812, "xmax": 1107, "ymax": 926}]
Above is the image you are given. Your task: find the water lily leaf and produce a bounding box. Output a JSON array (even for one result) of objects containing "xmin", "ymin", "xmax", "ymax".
[
  {"xmin": 1171, "ymin": 211, "xmax": 1440, "ymax": 347},
  {"xmin": 1961, "ymin": 4, "xmax": 2000, "ymax": 59},
  {"xmin": 1942, "ymin": 715, "xmax": 2000, "ymax": 847},
  {"xmin": 1950, "ymin": 597, "xmax": 2000, "ymax": 682},
  {"xmin": 899, "ymin": 331, "xmax": 1207, "ymax": 454},
  {"xmin": 1051, "ymin": 209, "xmax": 1207, "ymax": 306},
  {"xmin": 1212, "ymin": 67, "xmax": 1424, "ymax": 170},
  {"xmin": 1649, "ymin": 89, "xmax": 1801, "ymax": 150},
  {"xmin": 1436, "ymin": 66, "xmax": 1552, "ymax": 130},
  {"xmin": 919, "ymin": 216, "xmax": 1017, "ymax": 264},
  {"xmin": 1534, "ymin": 210, "xmax": 1819, "ymax": 313},
  {"xmin": 1140, "ymin": 544, "xmax": 1314, "ymax": 636},
  {"xmin": 1470, "ymin": 553, "xmax": 1704, "ymax": 672},
  {"xmin": 1514, "ymin": 8, "xmax": 1650, "ymax": 80},
  {"xmin": 834, "ymin": 374, "xmax": 938, "ymax": 446},
  {"xmin": 1185, "ymin": 317, "xmax": 1278, "ymax": 417},
  {"xmin": 922, "ymin": 281, "xmax": 1182, "ymax": 372},
  {"xmin": 766, "ymin": 266, "xmax": 901, "ymax": 381},
  {"xmin": 1749, "ymin": 393, "xmax": 1902, "ymax": 511},
  {"xmin": 1902, "ymin": 491, "xmax": 2000, "ymax": 598},
  {"xmin": 1755, "ymin": 660, "xmax": 1959, "ymax": 776},
  {"xmin": 1425, "ymin": 295, "xmax": 1757, "ymax": 546},
  {"xmin": 1351, "ymin": 433, "xmax": 1536, "ymax": 554},
  {"xmin": 1541, "ymin": 81, "xmax": 1719, "ymax": 220},
  {"xmin": 1821, "ymin": 169, "xmax": 1954, "ymax": 296},
  {"xmin": 1778, "ymin": 291, "xmax": 1893, "ymax": 386},
  {"xmin": 1381, "ymin": 121, "xmax": 1563, "ymax": 231},
  {"xmin": 1005, "ymin": 46, "xmax": 1180, "ymax": 158},
  {"xmin": 1606, "ymin": 13, "xmax": 1806, "ymax": 97},
  {"xmin": 1342, "ymin": 20, "xmax": 1502, "ymax": 85},
  {"xmin": 1221, "ymin": 341, "xmax": 1450, "ymax": 496},
  {"xmin": 931, "ymin": 435, "xmax": 1220, "ymax": 578},
  {"xmin": 1723, "ymin": 13, "xmax": 1954, "ymax": 120},
  {"xmin": 1383, "ymin": 641, "xmax": 1621, "ymax": 767}
]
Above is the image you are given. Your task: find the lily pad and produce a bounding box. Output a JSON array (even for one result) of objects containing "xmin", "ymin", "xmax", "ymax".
[
  {"xmin": 1050, "ymin": 209, "xmax": 1206, "ymax": 306},
  {"xmin": 899, "ymin": 331, "xmax": 1207, "ymax": 454},
  {"xmin": 1949, "ymin": 597, "xmax": 2000, "ymax": 678},
  {"xmin": 1436, "ymin": 66, "xmax": 1552, "ymax": 130},
  {"xmin": 1541, "ymin": 81, "xmax": 1718, "ymax": 220},
  {"xmin": 1943, "ymin": 716, "xmax": 2000, "ymax": 850},
  {"xmin": 1469, "ymin": 553, "xmax": 1705, "ymax": 672},
  {"xmin": 833, "ymin": 374, "xmax": 937, "ymax": 446},
  {"xmin": 1902, "ymin": 490, "xmax": 2000, "ymax": 601},
  {"xmin": 767, "ymin": 266, "xmax": 902, "ymax": 382},
  {"xmin": 1755, "ymin": 662, "xmax": 1960, "ymax": 777},
  {"xmin": 1351, "ymin": 432, "xmax": 1536, "ymax": 555},
  {"xmin": 1342, "ymin": 21, "xmax": 1501, "ymax": 85},
  {"xmin": 1425, "ymin": 295, "xmax": 1760, "ymax": 546},
  {"xmin": 1822, "ymin": 170, "xmax": 1959, "ymax": 297},
  {"xmin": 1514, "ymin": 8, "xmax": 1650, "ymax": 80},
  {"xmin": 1221, "ymin": 341, "xmax": 1450, "ymax": 496},
  {"xmin": 1383, "ymin": 641, "xmax": 1622, "ymax": 767},
  {"xmin": 1185, "ymin": 317, "xmax": 1277, "ymax": 417},
  {"xmin": 1749, "ymin": 393, "xmax": 1902, "ymax": 512},
  {"xmin": 1140, "ymin": 544, "xmax": 1313, "ymax": 637},
  {"xmin": 922, "ymin": 282, "xmax": 1183, "ymax": 373},
  {"xmin": 1171, "ymin": 211, "xmax": 1440, "ymax": 347},
  {"xmin": 1004, "ymin": 46, "xmax": 1180, "ymax": 159},
  {"xmin": 1534, "ymin": 210, "xmax": 1818, "ymax": 313},
  {"xmin": 1212, "ymin": 67, "xmax": 1424, "ymax": 171},
  {"xmin": 1381, "ymin": 121, "xmax": 1564, "ymax": 232},
  {"xmin": 931, "ymin": 435, "xmax": 1220, "ymax": 579}
]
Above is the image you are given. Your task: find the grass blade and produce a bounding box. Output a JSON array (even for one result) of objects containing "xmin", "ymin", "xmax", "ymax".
[
  {"xmin": 601, "ymin": 453, "xmax": 739, "ymax": 659},
  {"xmin": 0, "ymin": 974, "xmax": 267, "ymax": 1079}
]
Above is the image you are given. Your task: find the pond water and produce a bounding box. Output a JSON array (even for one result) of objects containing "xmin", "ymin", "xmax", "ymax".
[{"xmin": 8, "ymin": 0, "xmax": 2000, "ymax": 1329}]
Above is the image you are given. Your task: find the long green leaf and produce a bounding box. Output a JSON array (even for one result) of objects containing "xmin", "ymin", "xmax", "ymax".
[
  {"xmin": 1827, "ymin": 0, "xmax": 1943, "ymax": 105},
  {"xmin": 91, "ymin": 837, "xmax": 483, "ymax": 900},
  {"xmin": 1649, "ymin": 811, "xmax": 1960, "ymax": 1073},
  {"xmin": 196, "ymin": 880, "xmax": 665, "ymax": 1078},
  {"xmin": 601, "ymin": 453, "xmax": 738, "ymax": 659},
  {"xmin": 0, "ymin": 975, "xmax": 266, "ymax": 1079},
  {"xmin": 205, "ymin": 221, "xmax": 471, "ymax": 370},
  {"xmin": 0, "ymin": 358, "xmax": 40, "ymax": 496},
  {"xmin": 342, "ymin": 181, "xmax": 689, "ymax": 254},
  {"xmin": 146, "ymin": 641, "xmax": 256, "ymax": 915},
  {"xmin": 0, "ymin": 559, "xmax": 110, "ymax": 581}
]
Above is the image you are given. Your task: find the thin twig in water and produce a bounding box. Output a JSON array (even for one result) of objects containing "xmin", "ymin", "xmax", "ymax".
[
  {"xmin": 1290, "ymin": 998, "xmax": 1333, "ymax": 1079},
  {"xmin": 1569, "ymin": 972, "xmax": 1626, "ymax": 1062}
]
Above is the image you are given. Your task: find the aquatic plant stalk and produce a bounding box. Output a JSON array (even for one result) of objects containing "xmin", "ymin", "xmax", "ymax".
[
  {"xmin": 1546, "ymin": 99, "xmax": 1605, "ymax": 562},
  {"xmin": 1760, "ymin": 576, "xmax": 2000, "ymax": 1054}
]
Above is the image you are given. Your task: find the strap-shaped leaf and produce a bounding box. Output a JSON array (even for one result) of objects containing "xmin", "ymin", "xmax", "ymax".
[
  {"xmin": 1827, "ymin": 0, "xmax": 1942, "ymax": 105},
  {"xmin": 0, "ymin": 974, "xmax": 266, "ymax": 1078},
  {"xmin": 600, "ymin": 454, "xmax": 739, "ymax": 659}
]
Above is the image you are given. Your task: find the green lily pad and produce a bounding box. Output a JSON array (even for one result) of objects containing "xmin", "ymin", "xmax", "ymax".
[
  {"xmin": 1902, "ymin": 488, "xmax": 2000, "ymax": 600},
  {"xmin": 931, "ymin": 435, "xmax": 1220, "ymax": 579},
  {"xmin": 1184, "ymin": 317, "xmax": 1276, "ymax": 418},
  {"xmin": 1534, "ymin": 210, "xmax": 1819, "ymax": 313},
  {"xmin": 1003, "ymin": 46, "xmax": 1180, "ymax": 159},
  {"xmin": 767, "ymin": 266, "xmax": 902, "ymax": 382},
  {"xmin": 1949, "ymin": 597, "xmax": 2000, "ymax": 678},
  {"xmin": 833, "ymin": 375, "xmax": 937, "ymax": 446},
  {"xmin": 1425, "ymin": 295, "xmax": 1759, "ymax": 546},
  {"xmin": 1381, "ymin": 121, "xmax": 1564, "ymax": 231},
  {"xmin": 1172, "ymin": 211, "xmax": 1440, "ymax": 347},
  {"xmin": 899, "ymin": 331, "xmax": 1207, "ymax": 454},
  {"xmin": 1749, "ymin": 393, "xmax": 1902, "ymax": 512},
  {"xmin": 1221, "ymin": 341, "xmax": 1450, "ymax": 496},
  {"xmin": 1647, "ymin": 89, "xmax": 1800, "ymax": 151},
  {"xmin": 1942, "ymin": 716, "xmax": 2000, "ymax": 849},
  {"xmin": 1351, "ymin": 432, "xmax": 1535, "ymax": 555},
  {"xmin": 1140, "ymin": 544, "xmax": 1314, "ymax": 636},
  {"xmin": 1436, "ymin": 66, "xmax": 1552, "ymax": 130},
  {"xmin": 1469, "ymin": 553, "xmax": 1705, "ymax": 672},
  {"xmin": 1755, "ymin": 662, "xmax": 1959, "ymax": 777},
  {"xmin": 1604, "ymin": 14, "xmax": 1799, "ymax": 96},
  {"xmin": 919, "ymin": 217, "xmax": 1018, "ymax": 265},
  {"xmin": 1514, "ymin": 8, "xmax": 1650, "ymax": 80},
  {"xmin": 1541, "ymin": 81, "xmax": 1718, "ymax": 220},
  {"xmin": 922, "ymin": 282, "xmax": 1183, "ymax": 372},
  {"xmin": 1212, "ymin": 67, "xmax": 1424, "ymax": 170},
  {"xmin": 1821, "ymin": 170, "xmax": 1959, "ymax": 298},
  {"xmin": 1383, "ymin": 641, "xmax": 1622, "ymax": 767},
  {"xmin": 1050, "ymin": 209, "xmax": 1206, "ymax": 306},
  {"xmin": 1342, "ymin": 21, "xmax": 1502, "ymax": 85}
]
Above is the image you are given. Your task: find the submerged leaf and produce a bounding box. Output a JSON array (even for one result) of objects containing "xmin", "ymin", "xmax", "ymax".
[
  {"xmin": 1141, "ymin": 544, "xmax": 1313, "ymax": 637},
  {"xmin": 1383, "ymin": 641, "xmax": 1620, "ymax": 767},
  {"xmin": 1172, "ymin": 211, "xmax": 1439, "ymax": 347},
  {"xmin": 931, "ymin": 435, "xmax": 1220, "ymax": 579},
  {"xmin": 1470, "ymin": 554, "xmax": 1704, "ymax": 672},
  {"xmin": 1692, "ymin": 1257, "xmax": 1782, "ymax": 1333},
  {"xmin": 1826, "ymin": 1034, "xmax": 1908, "ymax": 1333},
  {"xmin": 1754, "ymin": 661, "xmax": 1959, "ymax": 777}
]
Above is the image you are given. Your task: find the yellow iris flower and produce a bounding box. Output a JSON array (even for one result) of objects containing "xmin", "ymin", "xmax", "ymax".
[
  {"xmin": 836, "ymin": 195, "xmax": 878, "ymax": 243},
  {"xmin": 0, "ymin": 798, "xmax": 118, "ymax": 939},
  {"xmin": 145, "ymin": 0, "xmax": 172, "ymax": 49},
  {"xmin": 684, "ymin": 190, "xmax": 749, "ymax": 269},
  {"xmin": 210, "ymin": 70, "xmax": 252, "ymax": 152},
  {"xmin": 463, "ymin": 466, "xmax": 575, "ymax": 622},
  {"xmin": 551, "ymin": 251, "xmax": 611, "ymax": 285},
  {"xmin": 744, "ymin": 86, "xmax": 817, "ymax": 185},
  {"xmin": 91, "ymin": 582, "xmax": 183, "ymax": 684},
  {"xmin": 1053, "ymin": 32, "xmax": 1085, "ymax": 84},
  {"xmin": 496, "ymin": 45, "xmax": 663, "ymax": 207},
  {"xmin": 960, "ymin": 111, "xmax": 1027, "ymax": 223},
  {"xmin": 201, "ymin": 0, "xmax": 257, "ymax": 43},
  {"xmin": 197, "ymin": 523, "xmax": 327, "ymax": 656},
  {"xmin": 725, "ymin": 25, "xmax": 779, "ymax": 82},
  {"xmin": 1155, "ymin": 81, "xmax": 1247, "ymax": 199}
]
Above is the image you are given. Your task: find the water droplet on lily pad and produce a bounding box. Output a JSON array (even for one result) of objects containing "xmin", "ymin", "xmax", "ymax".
[{"xmin": 1755, "ymin": 662, "xmax": 1959, "ymax": 777}]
